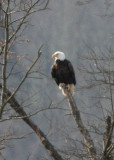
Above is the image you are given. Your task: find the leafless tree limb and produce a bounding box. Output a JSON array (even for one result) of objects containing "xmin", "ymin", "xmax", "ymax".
[
  {"xmin": 0, "ymin": 45, "xmax": 43, "ymax": 118},
  {"xmin": 102, "ymin": 116, "xmax": 114, "ymax": 160},
  {"xmin": 8, "ymin": 0, "xmax": 49, "ymax": 43},
  {"xmin": 0, "ymin": 0, "xmax": 50, "ymax": 119},
  {"xmin": 0, "ymin": 0, "xmax": 9, "ymax": 118},
  {"xmin": 61, "ymin": 84, "xmax": 97, "ymax": 160},
  {"xmin": 78, "ymin": 45, "xmax": 114, "ymax": 159},
  {"xmin": 0, "ymin": 83, "xmax": 64, "ymax": 160}
]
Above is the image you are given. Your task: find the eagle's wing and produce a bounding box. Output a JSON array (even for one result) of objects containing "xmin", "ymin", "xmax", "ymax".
[
  {"xmin": 68, "ymin": 61, "xmax": 76, "ymax": 85},
  {"xmin": 51, "ymin": 65, "xmax": 59, "ymax": 85}
]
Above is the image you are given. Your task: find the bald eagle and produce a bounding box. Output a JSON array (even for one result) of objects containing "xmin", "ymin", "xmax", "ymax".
[{"xmin": 51, "ymin": 51, "xmax": 76, "ymax": 96}]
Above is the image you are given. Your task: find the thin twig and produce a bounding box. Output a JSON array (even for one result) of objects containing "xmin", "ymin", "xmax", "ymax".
[{"xmin": 0, "ymin": 45, "xmax": 43, "ymax": 117}]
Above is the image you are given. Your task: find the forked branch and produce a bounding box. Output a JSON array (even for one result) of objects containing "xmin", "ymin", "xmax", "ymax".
[{"xmin": 0, "ymin": 46, "xmax": 43, "ymax": 118}]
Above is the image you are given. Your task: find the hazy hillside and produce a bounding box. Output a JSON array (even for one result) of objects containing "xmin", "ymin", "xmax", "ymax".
[{"xmin": 0, "ymin": 0, "xmax": 114, "ymax": 159}]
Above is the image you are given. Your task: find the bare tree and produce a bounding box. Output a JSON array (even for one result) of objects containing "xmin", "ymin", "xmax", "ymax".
[
  {"xmin": 0, "ymin": 0, "xmax": 50, "ymax": 117},
  {"xmin": 76, "ymin": 45, "xmax": 114, "ymax": 159},
  {"xmin": 0, "ymin": 1, "xmax": 114, "ymax": 160}
]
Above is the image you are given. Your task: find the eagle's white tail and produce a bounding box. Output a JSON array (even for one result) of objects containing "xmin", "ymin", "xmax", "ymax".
[{"xmin": 59, "ymin": 83, "xmax": 74, "ymax": 96}]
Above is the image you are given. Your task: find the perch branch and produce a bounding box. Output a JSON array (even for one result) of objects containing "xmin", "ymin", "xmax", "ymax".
[{"xmin": 61, "ymin": 84, "xmax": 97, "ymax": 160}]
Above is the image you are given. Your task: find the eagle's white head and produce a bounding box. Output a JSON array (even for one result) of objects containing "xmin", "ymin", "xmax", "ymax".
[{"xmin": 52, "ymin": 51, "xmax": 65, "ymax": 61}]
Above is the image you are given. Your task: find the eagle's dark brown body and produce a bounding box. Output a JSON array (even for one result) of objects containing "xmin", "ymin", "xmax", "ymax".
[{"xmin": 51, "ymin": 59, "xmax": 76, "ymax": 95}]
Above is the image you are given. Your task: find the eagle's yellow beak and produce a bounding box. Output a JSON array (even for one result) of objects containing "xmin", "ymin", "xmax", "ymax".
[{"xmin": 52, "ymin": 53, "xmax": 57, "ymax": 58}]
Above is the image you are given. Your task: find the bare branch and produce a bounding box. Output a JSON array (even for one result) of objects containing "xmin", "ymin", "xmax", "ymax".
[
  {"xmin": 0, "ymin": 0, "xmax": 9, "ymax": 118},
  {"xmin": 8, "ymin": 0, "xmax": 49, "ymax": 43},
  {"xmin": 0, "ymin": 45, "xmax": 43, "ymax": 118},
  {"xmin": 61, "ymin": 84, "xmax": 97, "ymax": 160},
  {"xmin": 0, "ymin": 83, "xmax": 64, "ymax": 160},
  {"xmin": 102, "ymin": 116, "xmax": 114, "ymax": 160}
]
